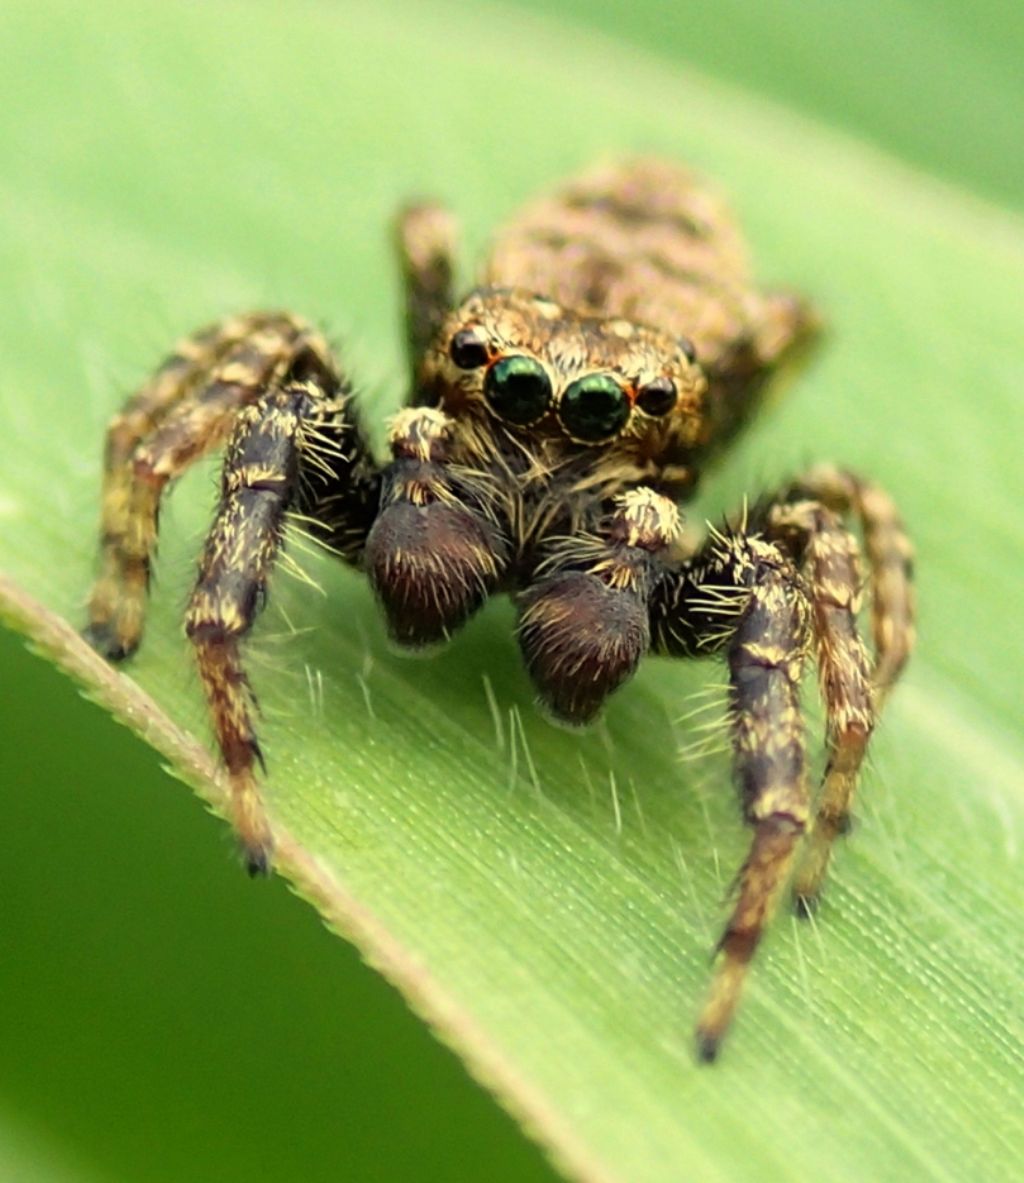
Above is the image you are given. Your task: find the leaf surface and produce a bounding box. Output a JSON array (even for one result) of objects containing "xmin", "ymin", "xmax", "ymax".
[{"xmin": 1, "ymin": 3, "xmax": 1022, "ymax": 1181}]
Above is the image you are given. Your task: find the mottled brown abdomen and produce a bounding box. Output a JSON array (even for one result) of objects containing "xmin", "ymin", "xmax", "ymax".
[
  {"xmin": 485, "ymin": 159, "xmax": 817, "ymax": 453},
  {"xmin": 485, "ymin": 160, "xmax": 755, "ymax": 367}
]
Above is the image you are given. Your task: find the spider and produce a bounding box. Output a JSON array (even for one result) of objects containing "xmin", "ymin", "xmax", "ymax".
[{"xmin": 83, "ymin": 159, "xmax": 914, "ymax": 1060}]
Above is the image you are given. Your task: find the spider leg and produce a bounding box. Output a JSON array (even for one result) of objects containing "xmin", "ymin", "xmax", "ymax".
[
  {"xmin": 763, "ymin": 469, "xmax": 913, "ymax": 910},
  {"xmin": 650, "ymin": 462, "xmax": 911, "ymax": 1057},
  {"xmin": 782, "ymin": 464, "xmax": 915, "ymax": 698},
  {"xmin": 86, "ymin": 314, "xmax": 380, "ymax": 871},
  {"xmin": 517, "ymin": 488, "xmax": 679, "ymax": 724},
  {"xmin": 185, "ymin": 375, "xmax": 378, "ymax": 874},
  {"xmin": 86, "ymin": 312, "xmax": 333, "ymax": 659},
  {"xmin": 651, "ymin": 530, "xmax": 813, "ymax": 1061},
  {"xmin": 364, "ymin": 407, "xmax": 510, "ymax": 647},
  {"xmin": 394, "ymin": 202, "xmax": 458, "ymax": 391}
]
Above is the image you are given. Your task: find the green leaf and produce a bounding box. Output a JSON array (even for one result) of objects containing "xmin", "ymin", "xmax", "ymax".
[
  {"xmin": 504, "ymin": 0, "xmax": 1024, "ymax": 213},
  {"xmin": 1, "ymin": 2, "xmax": 1022, "ymax": 1181}
]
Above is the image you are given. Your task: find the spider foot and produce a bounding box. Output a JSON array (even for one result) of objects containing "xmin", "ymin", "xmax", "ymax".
[
  {"xmin": 82, "ymin": 620, "xmax": 138, "ymax": 663},
  {"xmin": 792, "ymin": 891, "xmax": 820, "ymax": 920},
  {"xmin": 791, "ymin": 815, "xmax": 848, "ymax": 916},
  {"xmin": 227, "ymin": 766, "xmax": 274, "ymax": 878}
]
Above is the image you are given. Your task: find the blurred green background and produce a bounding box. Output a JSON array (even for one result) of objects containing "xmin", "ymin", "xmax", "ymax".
[
  {"xmin": 1, "ymin": 1, "xmax": 1020, "ymax": 1180},
  {"xmin": 509, "ymin": 0, "xmax": 1024, "ymax": 212}
]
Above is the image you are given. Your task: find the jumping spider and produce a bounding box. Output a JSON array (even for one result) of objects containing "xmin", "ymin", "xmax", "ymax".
[{"xmin": 84, "ymin": 159, "xmax": 914, "ymax": 1060}]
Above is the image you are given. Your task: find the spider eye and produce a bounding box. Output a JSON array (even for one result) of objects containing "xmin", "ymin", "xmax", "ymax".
[
  {"xmin": 559, "ymin": 374, "xmax": 631, "ymax": 442},
  {"xmin": 484, "ymin": 356, "xmax": 552, "ymax": 425},
  {"xmin": 636, "ymin": 376, "xmax": 677, "ymax": 417},
  {"xmin": 449, "ymin": 328, "xmax": 489, "ymax": 370},
  {"xmin": 678, "ymin": 336, "xmax": 697, "ymax": 363}
]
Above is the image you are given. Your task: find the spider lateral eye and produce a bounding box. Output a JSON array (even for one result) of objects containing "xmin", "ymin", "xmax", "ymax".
[
  {"xmin": 559, "ymin": 374, "xmax": 631, "ymax": 442},
  {"xmin": 484, "ymin": 356, "xmax": 552, "ymax": 425},
  {"xmin": 678, "ymin": 336, "xmax": 697, "ymax": 363},
  {"xmin": 636, "ymin": 376, "xmax": 677, "ymax": 417},
  {"xmin": 449, "ymin": 328, "xmax": 489, "ymax": 370}
]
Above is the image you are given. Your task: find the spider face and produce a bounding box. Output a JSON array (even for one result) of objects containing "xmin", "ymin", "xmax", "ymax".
[
  {"xmin": 84, "ymin": 157, "xmax": 914, "ymax": 1062},
  {"xmin": 422, "ymin": 287, "xmax": 706, "ymax": 452}
]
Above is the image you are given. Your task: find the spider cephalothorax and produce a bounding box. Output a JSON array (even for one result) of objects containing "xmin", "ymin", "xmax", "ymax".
[
  {"xmin": 423, "ymin": 286, "xmax": 706, "ymax": 449},
  {"xmin": 364, "ymin": 286, "xmax": 708, "ymax": 655},
  {"xmin": 84, "ymin": 159, "xmax": 914, "ymax": 1060}
]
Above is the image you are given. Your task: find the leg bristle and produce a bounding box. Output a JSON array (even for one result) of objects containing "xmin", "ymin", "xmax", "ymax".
[{"xmin": 793, "ymin": 891, "xmax": 819, "ymax": 919}]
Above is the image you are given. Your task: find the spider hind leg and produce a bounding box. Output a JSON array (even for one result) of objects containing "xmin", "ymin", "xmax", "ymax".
[
  {"xmin": 394, "ymin": 202, "xmax": 458, "ymax": 392},
  {"xmin": 184, "ymin": 374, "xmax": 377, "ymax": 873},
  {"xmin": 763, "ymin": 491, "xmax": 881, "ymax": 912}
]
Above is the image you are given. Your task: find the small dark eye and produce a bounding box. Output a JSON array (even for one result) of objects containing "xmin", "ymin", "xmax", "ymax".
[
  {"xmin": 559, "ymin": 374, "xmax": 631, "ymax": 442},
  {"xmin": 484, "ymin": 356, "xmax": 552, "ymax": 425},
  {"xmin": 449, "ymin": 328, "xmax": 489, "ymax": 370},
  {"xmin": 636, "ymin": 376, "xmax": 677, "ymax": 417},
  {"xmin": 678, "ymin": 337, "xmax": 697, "ymax": 363}
]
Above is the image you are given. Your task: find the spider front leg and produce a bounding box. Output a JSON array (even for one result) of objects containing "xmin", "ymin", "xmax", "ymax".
[
  {"xmin": 184, "ymin": 377, "xmax": 378, "ymax": 872},
  {"xmin": 652, "ymin": 530, "xmax": 816, "ymax": 1060},
  {"xmin": 650, "ymin": 468, "xmax": 909, "ymax": 1059}
]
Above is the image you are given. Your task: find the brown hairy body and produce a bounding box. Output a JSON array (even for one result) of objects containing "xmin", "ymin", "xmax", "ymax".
[{"xmin": 84, "ymin": 159, "xmax": 914, "ymax": 1060}]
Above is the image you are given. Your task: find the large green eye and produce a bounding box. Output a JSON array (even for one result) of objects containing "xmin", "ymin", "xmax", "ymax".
[
  {"xmin": 484, "ymin": 356, "xmax": 552, "ymax": 425},
  {"xmin": 559, "ymin": 373, "xmax": 631, "ymax": 442}
]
